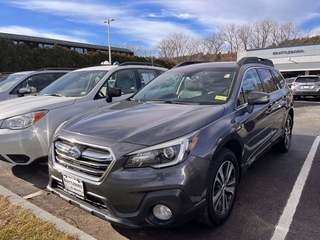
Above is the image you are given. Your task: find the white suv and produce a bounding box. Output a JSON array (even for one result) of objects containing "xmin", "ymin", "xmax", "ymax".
[{"xmin": 0, "ymin": 63, "xmax": 167, "ymax": 165}]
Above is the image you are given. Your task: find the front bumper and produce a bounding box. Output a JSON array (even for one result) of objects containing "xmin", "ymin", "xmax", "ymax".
[
  {"xmin": 0, "ymin": 126, "xmax": 49, "ymax": 165},
  {"xmin": 47, "ymin": 181, "xmax": 205, "ymax": 228},
  {"xmin": 47, "ymin": 154, "xmax": 209, "ymax": 228}
]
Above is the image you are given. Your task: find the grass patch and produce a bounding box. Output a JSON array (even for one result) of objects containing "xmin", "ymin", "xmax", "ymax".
[{"xmin": 0, "ymin": 194, "xmax": 77, "ymax": 240}]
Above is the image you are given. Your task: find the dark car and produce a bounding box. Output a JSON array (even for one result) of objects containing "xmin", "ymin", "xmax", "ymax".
[
  {"xmin": 47, "ymin": 57, "xmax": 294, "ymax": 228},
  {"xmin": 291, "ymin": 75, "xmax": 320, "ymax": 100}
]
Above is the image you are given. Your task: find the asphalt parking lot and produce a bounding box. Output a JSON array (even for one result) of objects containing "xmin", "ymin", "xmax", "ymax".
[{"xmin": 0, "ymin": 98, "xmax": 319, "ymax": 240}]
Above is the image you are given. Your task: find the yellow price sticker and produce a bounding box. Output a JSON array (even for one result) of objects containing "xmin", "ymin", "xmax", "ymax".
[{"xmin": 215, "ymin": 95, "xmax": 227, "ymax": 100}]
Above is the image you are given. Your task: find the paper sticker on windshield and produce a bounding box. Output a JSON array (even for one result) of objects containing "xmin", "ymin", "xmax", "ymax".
[
  {"xmin": 224, "ymin": 74, "xmax": 230, "ymax": 78},
  {"xmin": 215, "ymin": 95, "xmax": 227, "ymax": 100}
]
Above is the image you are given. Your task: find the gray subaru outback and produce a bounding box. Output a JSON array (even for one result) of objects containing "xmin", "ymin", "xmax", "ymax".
[
  {"xmin": 291, "ymin": 75, "xmax": 320, "ymax": 100},
  {"xmin": 47, "ymin": 57, "xmax": 294, "ymax": 228}
]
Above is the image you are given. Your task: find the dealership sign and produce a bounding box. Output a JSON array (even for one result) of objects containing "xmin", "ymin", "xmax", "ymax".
[{"xmin": 273, "ymin": 49, "xmax": 304, "ymax": 55}]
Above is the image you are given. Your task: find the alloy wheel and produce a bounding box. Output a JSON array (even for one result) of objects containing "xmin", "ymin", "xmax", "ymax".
[{"xmin": 212, "ymin": 160, "xmax": 236, "ymax": 215}]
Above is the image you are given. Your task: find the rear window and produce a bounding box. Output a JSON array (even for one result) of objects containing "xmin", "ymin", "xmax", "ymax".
[{"xmin": 295, "ymin": 77, "xmax": 319, "ymax": 83}]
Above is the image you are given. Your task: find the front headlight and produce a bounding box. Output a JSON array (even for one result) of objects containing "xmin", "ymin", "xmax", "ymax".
[
  {"xmin": 0, "ymin": 110, "xmax": 48, "ymax": 130},
  {"xmin": 125, "ymin": 132, "xmax": 200, "ymax": 168}
]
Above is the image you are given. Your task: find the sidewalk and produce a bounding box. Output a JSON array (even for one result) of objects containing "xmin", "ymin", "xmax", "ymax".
[{"xmin": 0, "ymin": 185, "xmax": 96, "ymax": 240}]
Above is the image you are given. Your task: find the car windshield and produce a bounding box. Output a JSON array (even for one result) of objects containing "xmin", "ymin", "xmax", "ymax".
[
  {"xmin": 133, "ymin": 67, "xmax": 237, "ymax": 105},
  {"xmin": 295, "ymin": 77, "xmax": 319, "ymax": 83},
  {"xmin": 40, "ymin": 70, "xmax": 108, "ymax": 97},
  {"xmin": 0, "ymin": 72, "xmax": 29, "ymax": 92}
]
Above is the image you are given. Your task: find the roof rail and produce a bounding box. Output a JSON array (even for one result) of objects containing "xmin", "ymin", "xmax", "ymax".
[
  {"xmin": 0, "ymin": 72, "xmax": 12, "ymax": 75},
  {"xmin": 36, "ymin": 67, "xmax": 77, "ymax": 71},
  {"xmin": 119, "ymin": 62, "xmax": 164, "ymax": 68},
  {"xmin": 237, "ymin": 57, "xmax": 274, "ymax": 67},
  {"xmin": 173, "ymin": 61, "xmax": 208, "ymax": 68}
]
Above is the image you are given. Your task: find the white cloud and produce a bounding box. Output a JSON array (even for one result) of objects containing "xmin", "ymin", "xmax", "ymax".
[{"xmin": 2, "ymin": 0, "xmax": 320, "ymax": 48}]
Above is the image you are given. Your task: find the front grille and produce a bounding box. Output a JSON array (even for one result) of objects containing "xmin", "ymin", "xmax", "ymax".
[{"xmin": 53, "ymin": 138, "xmax": 113, "ymax": 180}]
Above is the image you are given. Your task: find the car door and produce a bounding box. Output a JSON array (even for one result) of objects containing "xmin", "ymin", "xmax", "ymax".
[
  {"xmin": 257, "ymin": 68, "xmax": 286, "ymax": 141},
  {"xmin": 235, "ymin": 68, "xmax": 275, "ymax": 166}
]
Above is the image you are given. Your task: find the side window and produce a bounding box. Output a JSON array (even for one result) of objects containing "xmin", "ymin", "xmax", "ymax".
[
  {"xmin": 271, "ymin": 70, "xmax": 285, "ymax": 89},
  {"xmin": 137, "ymin": 69, "xmax": 157, "ymax": 86},
  {"xmin": 257, "ymin": 68, "xmax": 278, "ymax": 93},
  {"xmin": 11, "ymin": 73, "xmax": 54, "ymax": 94},
  {"xmin": 108, "ymin": 69, "xmax": 137, "ymax": 94},
  {"xmin": 238, "ymin": 68, "xmax": 263, "ymax": 106}
]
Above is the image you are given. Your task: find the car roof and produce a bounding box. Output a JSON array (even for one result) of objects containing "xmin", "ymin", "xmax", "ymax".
[
  {"xmin": 296, "ymin": 75, "xmax": 319, "ymax": 78},
  {"xmin": 72, "ymin": 64, "xmax": 167, "ymax": 72},
  {"xmin": 171, "ymin": 57, "xmax": 275, "ymax": 72},
  {"xmin": 11, "ymin": 71, "xmax": 34, "ymax": 75},
  {"xmin": 10, "ymin": 69, "xmax": 72, "ymax": 76}
]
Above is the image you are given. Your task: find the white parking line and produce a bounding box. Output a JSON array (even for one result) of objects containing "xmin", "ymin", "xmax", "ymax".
[{"xmin": 271, "ymin": 136, "xmax": 320, "ymax": 240}]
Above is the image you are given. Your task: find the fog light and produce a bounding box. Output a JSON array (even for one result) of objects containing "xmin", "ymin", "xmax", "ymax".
[{"xmin": 153, "ymin": 204, "xmax": 172, "ymax": 221}]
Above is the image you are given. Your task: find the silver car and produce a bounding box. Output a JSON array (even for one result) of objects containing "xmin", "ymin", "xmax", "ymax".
[
  {"xmin": 0, "ymin": 64, "xmax": 167, "ymax": 165},
  {"xmin": 291, "ymin": 75, "xmax": 320, "ymax": 100}
]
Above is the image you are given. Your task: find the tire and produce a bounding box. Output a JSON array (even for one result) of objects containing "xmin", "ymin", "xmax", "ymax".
[
  {"xmin": 199, "ymin": 148, "xmax": 239, "ymax": 226},
  {"xmin": 272, "ymin": 114, "xmax": 293, "ymax": 153}
]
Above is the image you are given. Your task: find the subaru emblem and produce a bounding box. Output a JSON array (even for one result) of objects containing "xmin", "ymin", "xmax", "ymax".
[{"xmin": 68, "ymin": 146, "xmax": 81, "ymax": 159}]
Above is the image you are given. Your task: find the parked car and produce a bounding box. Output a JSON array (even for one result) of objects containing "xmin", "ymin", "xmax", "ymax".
[
  {"xmin": 0, "ymin": 63, "xmax": 167, "ymax": 165},
  {"xmin": 291, "ymin": 75, "xmax": 320, "ymax": 100},
  {"xmin": 0, "ymin": 68, "xmax": 73, "ymax": 101},
  {"xmin": 47, "ymin": 57, "xmax": 294, "ymax": 228}
]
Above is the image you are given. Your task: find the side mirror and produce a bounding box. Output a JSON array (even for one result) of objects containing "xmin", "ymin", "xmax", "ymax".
[
  {"xmin": 246, "ymin": 91, "xmax": 270, "ymax": 113},
  {"xmin": 106, "ymin": 87, "xmax": 121, "ymax": 103},
  {"xmin": 18, "ymin": 88, "xmax": 31, "ymax": 97}
]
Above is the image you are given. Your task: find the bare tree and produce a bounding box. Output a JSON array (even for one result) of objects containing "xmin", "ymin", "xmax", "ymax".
[
  {"xmin": 154, "ymin": 18, "xmax": 306, "ymax": 61},
  {"xmin": 202, "ymin": 33, "xmax": 225, "ymax": 60},
  {"xmin": 154, "ymin": 38, "xmax": 174, "ymax": 58},
  {"xmin": 270, "ymin": 20, "xmax": 300, "ymax": 45},
  {"xmin": 250, "ymin": 19, "xmax": 277, "ymax": 48},
  {"xmin": 184, "ymin": 36, "xmax": 202, "ymax": 60},
  {"xmin": 237, "ymin": 23, "xmax": 252, "ymax": 50},
  {"xmin": 121, "ymin": 44, "xmax": 157, "ymax": 57},
  {"xmin": 219, "ymin": 23, "xmax": 237, "ymax": 53},
  {"xmin": 155, "ymin": 32, "xmax": 192, "ymax": 62}
]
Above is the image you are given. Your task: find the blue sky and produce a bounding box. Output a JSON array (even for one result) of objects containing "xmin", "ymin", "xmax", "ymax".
[{"xmin": 0, "ymin": 0, "xmax": 320, "ymax": 49}]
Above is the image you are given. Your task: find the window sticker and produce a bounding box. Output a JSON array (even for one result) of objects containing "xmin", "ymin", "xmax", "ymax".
[
  {"xmin": 224, "ymin": 74, "xmax": 230, "ymax": 78},
  {"xmin": 215, "ymin": 95, "xmax": 227, "ymax": 100}
]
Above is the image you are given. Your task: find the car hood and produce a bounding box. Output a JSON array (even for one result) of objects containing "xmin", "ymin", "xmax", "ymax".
[
  {"xmin": 0, "ymin": 96, "xmax": 76, "ymax": 119},
  {"xmin": 62, "ymin": 100, "xmax": 225, "ymax": 146}
]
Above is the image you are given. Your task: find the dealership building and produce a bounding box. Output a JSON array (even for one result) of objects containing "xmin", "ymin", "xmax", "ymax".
[{"xmin": 237, "ymin": 43, "xmax": 320, "ymax": 78}]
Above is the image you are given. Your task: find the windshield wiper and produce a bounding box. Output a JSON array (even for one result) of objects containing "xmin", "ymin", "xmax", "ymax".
[
  {"xmin": 42, "ymin": 93, "xmax": 65, "ymax": 97},
  {"xmin": 163, "ymin": 100, "xmax": 184, "ymax": 104},
  {"xmin": 163, "ymin": 100, "xmax": 200, "ymax": 105}
]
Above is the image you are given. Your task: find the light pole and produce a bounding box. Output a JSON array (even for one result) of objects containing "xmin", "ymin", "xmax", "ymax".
[{"xmin": 103, "ymin": 18, "xmax": 114, "ymax": 65}]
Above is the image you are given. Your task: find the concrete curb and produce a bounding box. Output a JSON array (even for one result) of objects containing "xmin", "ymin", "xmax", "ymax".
[{"xmin": 0, "ymin": 185, "xmax": 96, "ymax": 240}]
